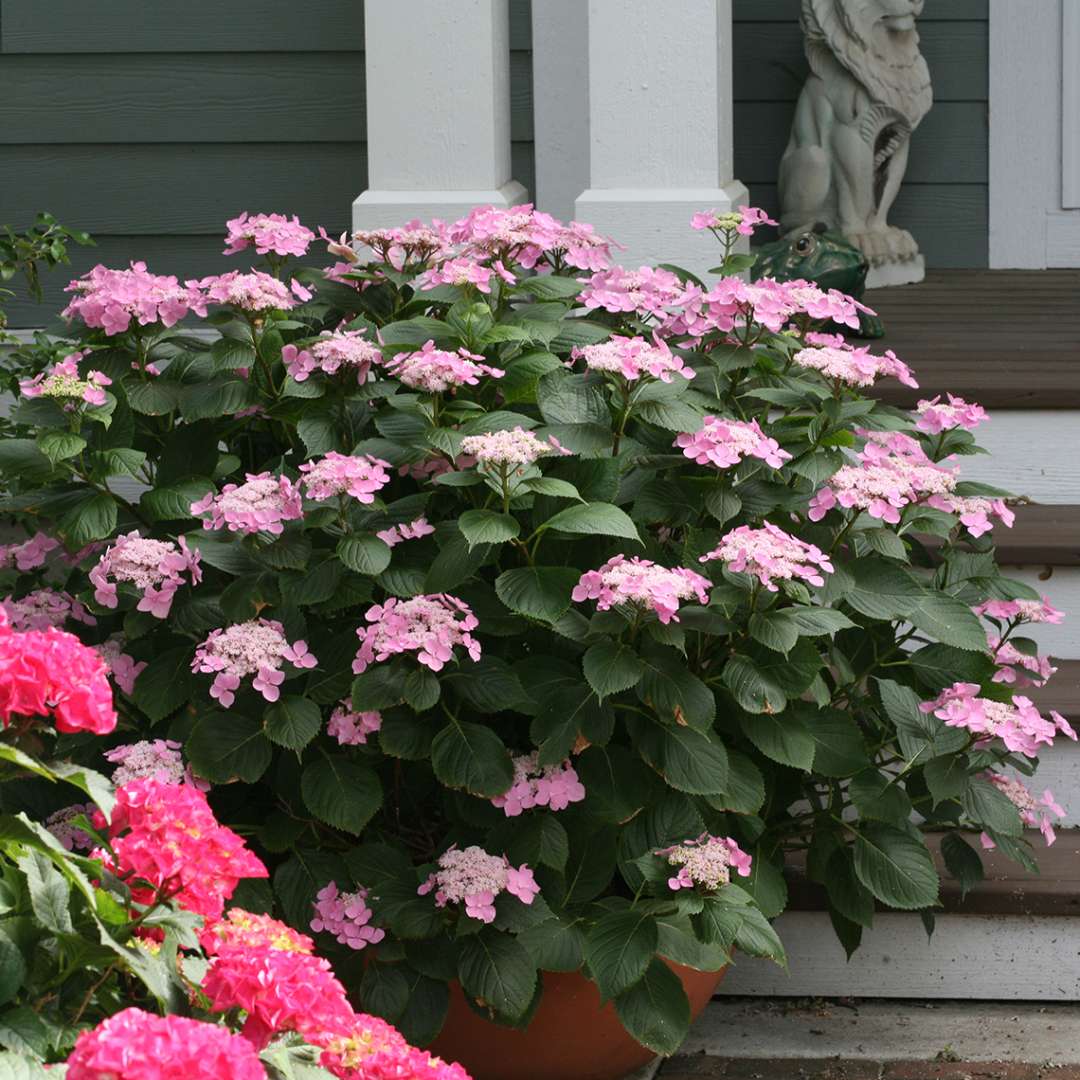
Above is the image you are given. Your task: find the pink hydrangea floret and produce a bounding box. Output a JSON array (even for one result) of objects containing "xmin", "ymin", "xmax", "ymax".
[
  {"xmin": 46, "ymin": 803, "xmax": 96, "ymax": 852},
  {"xmin": 382, "ymin": 340, "xmax": 504, "ymax": 392},
  {"xmin": 676, "ymin": 415, "xmax": 790, "ymax": 470},
  {"xmin": 915, "ymin": 394, "xmax": 988, "ymax": 434},
  {"xmin": 990, "ymin": 637, "xmax": 1057, "ymax": 688},
  {"xmin": 191, "ymin": 472, "xmax": 303, "ymax": 535},
  {"xmin": 311, "ymin": 881, "xmax": 385, "ymax": 951},
  {"xmin": 223, "ymin": 211, "xmax": 315, "ymax": 258},
  {"xmin": 1, "ymin": 588, "xmax": 95, "ymax": 631},
  {"xmin": 299, "ymin": 452, "xmax": 391, "ymax": 504},
  {"xmin": 700, "ymin": 522, "xmax": 834, "ymax": 591},
  {"xmin": 459, "ymin": 426, "xmax": 571, "ymax": 469},
  {"xmin": 491, "ymin": 752, "xmax": 586, "ymax": 817},
  {"xmin": 328, "ymin": 702, "xmax": 382, "ymax": 746},
  {"xmin": 792, "ymin": 343, "xmax": 918, "ymax": 389},
  {"xmin": 353, "ymin": 594, "xmax": 481, "ymax": 674},
  {"xmin": 194, "ymin": 270, "xmax": 311, "ymax": 311},
  {"xmin": 574, "ymin": 333, "xmax": 694, "ymax": 383},
  {"xmin": 95, "ymin": 636, "xmax": 147, "ymax": 696},
  {"xmin": 313, "ymin": 1013, "xmax": 472, "ymax": 1080},
  {"xmin": 974, "ymin": 597, "xmax": 1065, "ymax": 625},
  {"xmin": 0, "ymin": 531, "xmax": 59, "ymax": 572},
  {"xmin": 416, "ymin": 256, "xmax": 515, "ymax": 294},
  {"xmin": 90, "ymin": 531, "xmax": 202, "ymax": 618},
  {"xmin": 572, "ymin": 555, "xmax": 711, "ymax": 625},
  {"xmin": 925, "ymin": 493, "xmax": 1015, "ymax": 538},
  {"xmin": 658, "ymin": 834, "xmax": 753, "ymax": 891},
  {"xmin": 63, "ymin": 262, "xmax": 207, "ymax": 334},
  {"xmin": 282, "ymin": 329, "xmax": 382, "ymax": 383},
  {"xmin": 982, "ymin": 772, "xmax": 1066, "ymax": 848},
  {"xmin": 417, "ymin": 845, "xmax": 539, "ymax": 924},
  {"xmin": 376, "ymin": 517, "xmax": 435, "ymax": 548},
  {"xmin": 579, "ymin": 265, "xmax": 685, "ymax": 317},
  {"xmin": 19, "ymin": 352, "xmax": 112, "ymax": 407},
  {"xmin": 690, "ymin": 205, "xmax": 777, "ymax": 237}
]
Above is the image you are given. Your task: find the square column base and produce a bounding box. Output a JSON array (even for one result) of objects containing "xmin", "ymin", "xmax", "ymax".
[
  {"xmin": 353, "ymin": 181, "xmax": 529, "ymax": 230},
  {"xmin": 575, "ymin": 183, "xmax": 750, "ymax": 276}
]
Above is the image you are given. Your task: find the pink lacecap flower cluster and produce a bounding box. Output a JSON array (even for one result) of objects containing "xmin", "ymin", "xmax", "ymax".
[
  {"xmin": 328, "ymin": 701, "xmax": 382, "ymax": 745},
  {"xmin": 925, "ymin": 493, "xmax": 1015, "ymax": 538},
  {"xmin": 19, "ymin": 352, "xmax": 112, "ymax": 407},
  {"xmin": 95, "ymin": 636, "xmax": 146, "ymax": 696},
  {"xmin": 579, "ymin": 264, "xmax": 685, "ymax": 317},
  {"xmin": 399, "ymin": 451, "xmax": 477, "ymax": 482},
  {"xmin": 223, "ymin": 211, "xmax": 315, "ymax": 258},
  {"xmin": 97, "ymin": 776, "xmax": 267, "ymax": 920},
  {"xmin": 311, "ymin": 881, "xmax": 385, "ymax": 951},
  {"xmin": 418, "ymin": 845, "xmax": 539, "ymax": 924},
  {"xmin": 675, "ymin": 415, "xmax": 791, "ymax": 470},
  {"xmin": 982, "ymin": 772, "xmax": 1065, "ymax": 848},
  {"xmin": 491, "ymin": 751, "xmax": 586, "ymax": 817},
  {"xmin": 975, "ymin": 597, "xmax": 1065, "ymax": 625},
  {"xmin": 353, "ymin": 594, "xmax": 481, "ymax": 674},
  {"xmin": 572, "ymin": 555, "xmax": 712, "ymax": 625},
  {"xmin": 191, "ymin": 472, "xmax": 303, "ymax": 535},
  {"xmin": 691, "ymin": 205, "xmax": 778, "ymax": 237},
  {"xmin": 787, "ymin": 289, "xmax": 877, "ymax": 331},
  {"xmin": 915, "ymin": 393, "xmax": 988, "ymax": 434},
  {"xmin": 193, "ymin": 618, "xmax": 317, "ymax": 707},
  {"xmin": 459, "ymin": 426, "xmax": 571, "ymax": 469},
  {"xmin": 382, "ymin": 339, "xmax": 505, "ymax": 393},
  {"xmin": 809, "ymin": 448, "xmax": 957, "ymax": 526},
  {"xmin": 299, "ymin": 451, "xmax": 391, "ymax": 504},
  {"xmin": 700, "ymin": 522, "xmax": 835, "ymax": 592},
  {"xmin": 65, "ymin": 1007, "xmax": 267, "ymax": 1080},
  {"xmin": 919, "ymin": 682, "xmax": 1077, "ymax": 758},
  {"xmin": 658, "ymin": 834, "xmax": 753, "ymax": 891},
  {"xmin": 990, "ymin": 636, "xmax": 1057, "ymax": 687},
  {"xmin": 282, "ymin": 329, "xmax": 382, "ymax": 384},
  {"xmin": 90, "ymin": 531, "xmax": 202, "ymax": 618},
  {"xmin": 792, "ymin": 343, "xmax": 918, "ymax": 389},
  {"xmin": 1, "ymin": 587, "xmax": 95, "ymax": 632},
  {"xmin": 63, "ymin": 261, "xmax": 207, "ymax": 334},
  {"xmin": 0, "ymin": 615, "xmax": 115, "ymax": 734},
  {"xmin": 193, "ymin": 270, "xmax": 311, "ymax": 312},
  {"xmin": 353, "ymin": 220, "xmax": 451, "ymax": 267},
  {"xmin": 0, "ymin": 531, "xmax": 59, "ymax": 572},
  {"xmin": 104, "ymin": 738, "xmax": 206, "ymax": 791},
  {"xmin": 46, "ymin": 803, "xmax": 96, "ymax": 852},
  {"xmin": 574, "ymin": 333, "xmax": 695, "ymax": 383},
  {"xmin": 416, "ymin": 255, "xmax": 516, "ymax": 293},
  {"xmin": 377, "ymin": 516, "xmax": 435, "ymax": 548}
]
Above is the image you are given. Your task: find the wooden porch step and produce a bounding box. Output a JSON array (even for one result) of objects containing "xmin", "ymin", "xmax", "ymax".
[{"xmin": 864, "ymin": 270, "xmax": 1080, "ymax": 409}]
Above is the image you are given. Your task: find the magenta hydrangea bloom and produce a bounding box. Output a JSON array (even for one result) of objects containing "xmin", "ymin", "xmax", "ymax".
[
  {"xmin": 491, "ymin": 752, "xmax": 586, "ymax": 817},
  {"xmin": 298, "ymin": 451, "xmax": 391, "ymax": 504},
  {"xmin": 919, "ymin": 682, "xmax": 1077, "ymax": 758},
  {"xmin": 327, "ymin": 701, "xmax": 382, "ymax": 746},
  {"xmin": 90, "ymin": 531, "xmax": 202, "ymax": 618},
  {"xmin": 65, "ymin": 1008, "xmax": 266, "ymax": 1080},
  {"xmin": 223, "ymin": 211, "xmax": 315, "ymax": 258},
  {"xmin": 459, "ymin": 426, "xmax": 571, "ymax": 469},
  {"xmin": 1, "ymin": 588, "xmax": 95, "ymax": 631},
  {"xmin": 982, "ymin": 772, "xmax": 1065, "ymax": 848},
  {"xmin": 657, "ymin": 834, "xmax": 753, "ymax": 891},
  {"xmin": 0, "ymin": 531, "xmax": 59, "ymax": 572},
  {"xmin": 792, "ymin": 343, "xmax": 919, "ymax": 389},
  {"xmin": 352, "ymin": 594, "xmax": 481, "ymax": 674},
  {"xmin": 311, "ymin": 881, "xmax": 385, "ymax": 951},
  {"xmin": 191, "ymin": 472, "xmax": 303, "ymax": 536},
  {"xmin": 574, "ymin": 333, "xmax": 694, "ymax": 384},
  {"xmin": 376, "ymin": 516, "xmax": 435, "ymax": 548},
  {"xmin": 676, "ymin": 415, "xmax": 791, "ymax": 470},
  {"xmin": 382, "ymin": 339, "xmax": 504, "ymax": 393},
  {"xmin": 193, "ymin": 618, "xmax": 317, "ymax": 707},
  {"xmin": 19, "ymin": 352, "xmax": 112, "ymax": 407},
  {"xmin": 416, "ymin": 255, "xmax": 516, "ymax": 293},
  {"xmin": 194, "ymin": 269, "xmax": 311, "ymax": 312},
  {"xmin": 572, "ymin": 555, "xmax": 712, "ymax": 625},
  {"xmin": 281, "ymin": 329, "xmax": 382, "ymax": 384},
  {"xmin": 579, "ymin": 264, "xmax": 685, "ymax": 317},
  {"xmin": 700, "ymin": 522, "xmax": 834, "ymax": 592},
  {"xmin": 63, "ymin": 262, "xmax": 207, "ymax": 334},
  {"xmin": 915, "ymin": 393, "xmax": 988, "ymax": 434},
  {"xmin": 418, "ymin": 845, "xmax": 539, "ymax": 924},
  {"xmin": 314, "ymin": 1013, "xmax": 473, "ymax": 1080}
]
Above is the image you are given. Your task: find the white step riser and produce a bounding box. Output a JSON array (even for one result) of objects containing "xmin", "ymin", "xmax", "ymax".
[{"xmin": 717, "ymin": 911, "xmax": 1080, "ymax": 1000}]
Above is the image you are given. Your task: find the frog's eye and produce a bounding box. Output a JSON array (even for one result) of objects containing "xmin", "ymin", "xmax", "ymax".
[{"xmin": 794, "ymin": 234, "xmax": 817, "ymax": 255}]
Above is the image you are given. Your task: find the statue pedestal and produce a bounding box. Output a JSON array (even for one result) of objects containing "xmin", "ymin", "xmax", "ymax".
[{"xmin": 867, "ymin": 254, "xmax": 925, "ymax": 288}]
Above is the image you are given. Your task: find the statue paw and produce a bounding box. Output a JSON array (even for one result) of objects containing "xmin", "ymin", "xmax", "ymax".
[{"xmin": 884, "ymin": 226, "xmax": 919, "ymax": 262}]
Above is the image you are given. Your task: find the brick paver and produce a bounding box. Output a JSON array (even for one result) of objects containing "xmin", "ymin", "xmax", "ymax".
[{"xmin": 659, "ymin": 1060, "xmax": 1080, "ymax": 1080}]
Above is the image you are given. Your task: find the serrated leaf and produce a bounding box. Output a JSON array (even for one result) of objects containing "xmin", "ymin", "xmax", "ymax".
[
  {"xmin": 740, "ymin": 711, "xmax": 815, "ymax": 770},
  {"xmin": 583, "ymin": 642, "xmax": 644, "ymax": 699},
  {"xmin": 301, "ymin": 758, "xmax": 382, "ymax": 834},
  {"xmin": 264, "ymin": 696, "xmax": 322, "ymax": 750},
  {"xmin": 541, "ymin": 502, "xmax": 641, "ymax": 543},
  {"xmin": 457, "ymin": 932, "xmax": 538, "ymax": 1022},
  {"xmin": 613, "ymin": 958, "xmax": 692, "ymax": 1056},
  {"xmin": 337, "ymin": 534, "xmax": 392, "ymax": 576},
  {"xmin": 458, "ymin": 509, "xmax": 520, "ymax": 549},
  {"xmin": 853, "ymin": 824, "xmax": 939, "ymax": 910},
  {"xmin": 431, "ymin": 720, "xmax": 513, "ymax": 797},
  {"xmin": 584, "ymin": 910, "xmax": 658, "ymax": 1000},
  {"xmin": 495, "ymin": 566, "xmax": 579, "ymax": 623}
]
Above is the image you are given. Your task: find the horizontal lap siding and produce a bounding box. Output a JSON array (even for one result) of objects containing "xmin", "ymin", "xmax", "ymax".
[
  {"xmin": 733, "ymin": 1, "xmax": 989, "ymax": 268},
  {"xmin": 0, "ymin": 0, "xmax": 536, "ymax": 327}
]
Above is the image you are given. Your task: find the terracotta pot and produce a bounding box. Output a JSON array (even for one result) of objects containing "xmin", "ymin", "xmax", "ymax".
[{"xmin": 430, "ymin": 963, "xmax": 725, "ymax": 1080}]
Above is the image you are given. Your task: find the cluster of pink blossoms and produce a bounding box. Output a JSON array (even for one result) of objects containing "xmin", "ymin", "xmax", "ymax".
[
  {"xmin": 191, "ymin": 472, "xmax": 303, "ymax": 535},
  {"xmin": 98, "ymin": 777, "xmax": 267, "ymax": 919},
  {"xmin": 311, "ymin": 881, "xmax": 385, "ymax": 951},
  {"xmin": 66, "ymin": 1008, "xmax": 266, "ymax": 1080},
  {"xmin": 975, "ymin": 596, "xmax": 1065, "ymax": 625},
  {"xmin": 491, "ymin": 752, "xmax": 586, "ymax": 817},
  {"xmin": 416, "ymin": 255, "xmax": 516, "ymax": 293},
  {"xmin": 63, "ymin": 261, "xmax": 206, "ymax": 334},
  {"xmin": 1, "ymin": 587, "xmax": 95, "ymax": 631},
  {"xmin": 90, "ymin": 531, "xmax": 202, "ymax": 618},
  {"xmin": 459, "ymin": 426, "xmax": 570, "ymax": 469},
  {"xmin": 46, "ymin": 803, "xmax": 96, "ymax": 852},
  {"xmin": 19, "ymin": 352, "xmax": 112, "ymax": 407},
  {"xmin": 376, "ymin": 516, "xmax": 435, "ymax": 548},
  {"xmin": 104, "ymin": 738, "xmax": 205, "ymax": 790},
  {"xmin": 792, "ymin": 343, "xmax": 919, "ymax": 389},
  {"xmin": 382, "ymin": 340, "xmax": 504, "ymax": 393},
  {"xmin": 223, "ymin": 211, "xmax": 314, "ymax": 258},
  {"xmin": 201, "ymin": 907, "xmax": 314, "ymax": 957},
  {"xmin": 982, "ymin": 772, "xmax": 1065, "ymax": 848},
  {"xmin": 915, "ymin": 393, "xmax": 988, "ymax": 434},
  {"xmin": 925, "ymin": 492, "xmax": 1015, "ymax": 538},
  {"xmin": 990, "ymin": 637, "xmax": 1057, "ymax": 687},
  {"xmin": 691, "ymin": 205, "xmax": 777, "ymax": 237},
  {"xmin": 353, "ymin": 220, "xmax": 450, "ymax": 267},
  {"xmin": 193, "ymin": 619, "xmax": 317, "ymax": 707},
  {"xmin": 353, "ymin": 594, "xmax": 481, "ymax": 674},
  {"xmin": 919, "ymin": 682, "xmax": 1076, "ymax": 758},
  {"xmin": 194, "ymin": 270, "xmax": 311, "ymax": 312},
  {"xmin": 675, "ymin": 415, "xmax": 791, "ymax": 470},
  {"xmin": 0, "ymin": 615, "xmax": 115, "ymax": 734},
  {"xmin": 418, "ymin": 845, "xmax": 539, "ymax": 924},
  {"xmin": 658, "ymin": 834, "xmax": 753, "ymax": 891},
  {"xmin": 573, "ymin": 555, "xmax": 712, "ymax": 625},
  {"xmin": 327, "ymin": 701, "xmax": 382, "ymax": 745},
  {"xmin": 700, "ymin": 522, "xmax": 835, "ymax": 592},
  {"xmin": 282, "ymin": 329, "xmax": 382, "ymax": 384},
  {"xmin": 0, "ymin": 531, "xmax": 58, "ymax": 572},
  {"xmin": 298, "ymin": 451, "xmax": 391, "ymax": 503},
  {"xmin": 579, "ymin": 265, "xmax": 686, "ymax": 317},
  {"xmin": 314, "ymin": 1014, "xmax": 472, "ymax": 1080},
  {"xmin": 574, "ymin": 334, "xmax": 695, "ymax": 383},
  {"xmin": 95, "ymin": 635, "xmax": 146, "ymax": 696}
]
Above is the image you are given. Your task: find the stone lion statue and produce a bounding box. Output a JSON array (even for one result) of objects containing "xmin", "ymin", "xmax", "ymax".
[{"xmin": 778, "ymin": 0, "xmax": 933, "ymax": 286}]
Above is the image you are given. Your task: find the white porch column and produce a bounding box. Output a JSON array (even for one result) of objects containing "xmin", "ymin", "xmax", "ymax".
[
  {"xmin": 353, "ymin": 0, "xmax": 526, "ymax": 229},
  {"xmin": 573, "ymin": 0, "xmax": 747, "ymax": 272}
]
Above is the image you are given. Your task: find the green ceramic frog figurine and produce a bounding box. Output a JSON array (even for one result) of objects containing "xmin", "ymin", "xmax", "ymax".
[{"xmin": 752, "ymin": 224, "xmax": 885, "ymax": 338}]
